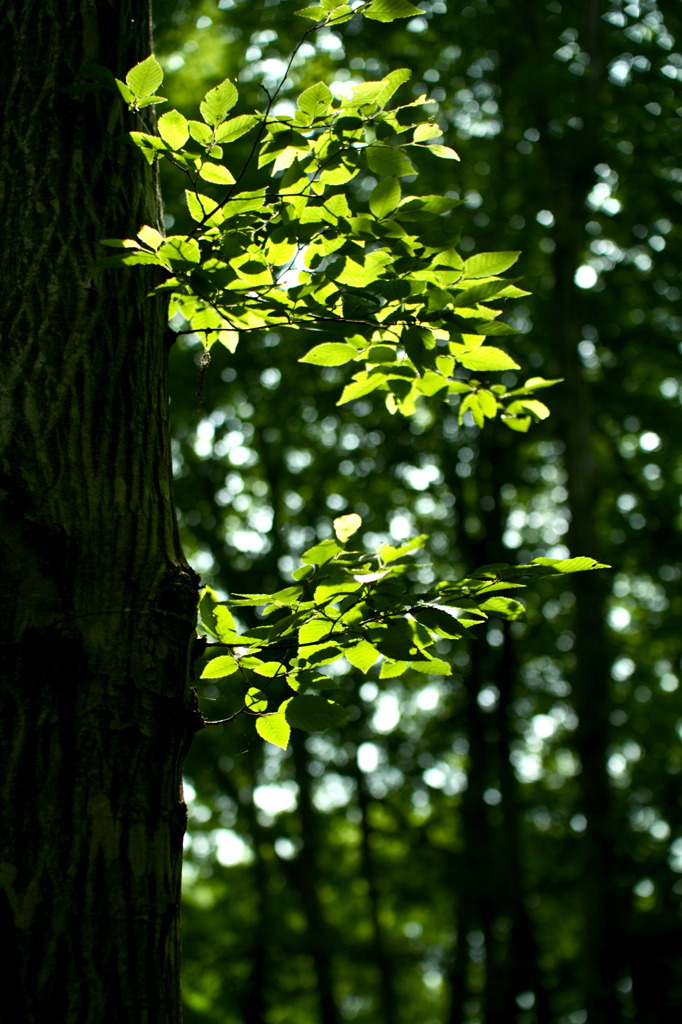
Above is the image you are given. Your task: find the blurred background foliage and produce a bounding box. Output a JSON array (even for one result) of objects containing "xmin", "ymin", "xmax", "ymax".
[{"xmin": 149, "ymin": 1, "xmax": 682, "ymax": 1022}]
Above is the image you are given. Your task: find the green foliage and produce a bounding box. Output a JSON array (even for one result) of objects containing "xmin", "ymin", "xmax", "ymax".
[
  {"xmin": 196, "ymin": 516, "xmax": 606, "ymax": 746},
  {"xmin": 105, "ymin": 5, "xmax": 609, "ymax": 749},
  {"xmin": 156, "ymin": 3, "xmax": 681, "ymax": 1020},
  {"xmin": 103, "ymin": 4, "xmax": 554, "ymax": 428}
]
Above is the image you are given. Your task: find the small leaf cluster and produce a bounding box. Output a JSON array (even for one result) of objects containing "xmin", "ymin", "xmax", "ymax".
[
  {"xmin": 197, "ymin": 515, "xmax": 608, "ymax": 748},
  {"xmin": 101, "ymin": 6, "xmax": 558, "ymax": 428}
]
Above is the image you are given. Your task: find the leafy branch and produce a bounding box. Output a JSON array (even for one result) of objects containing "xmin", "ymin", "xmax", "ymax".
[
  {"xmin": 196, "ymin": 514, "xmax": 608, "ymax": 748},
  {"xmin": 101, "ymin": 1, "xmax": 557, "ymax": 429},
  {"xmin": 101, "ymin": 0, "xmax": 610, "ymax": 747}
]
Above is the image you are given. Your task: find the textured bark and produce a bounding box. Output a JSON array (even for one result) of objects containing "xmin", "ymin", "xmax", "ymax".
[{"xmin": 0, "ymin": 2, "xmax": 200, "ymax": 1021}]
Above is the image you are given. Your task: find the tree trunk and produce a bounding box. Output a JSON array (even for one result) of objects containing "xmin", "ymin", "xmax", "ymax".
[{"xmin": 0, "ymin": 2, "xmax": 200, "ymax": 1020}]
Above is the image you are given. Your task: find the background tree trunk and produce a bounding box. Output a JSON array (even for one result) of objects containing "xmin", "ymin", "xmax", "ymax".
[{"xmin": 0, "ymin": 2, "xmax": 200, "ymax": 1020}]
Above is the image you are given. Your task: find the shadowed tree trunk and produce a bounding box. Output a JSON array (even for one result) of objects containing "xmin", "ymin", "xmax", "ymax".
[
  {"xmin": 290, "ymin": 732, "xmax": 341, "ymax": 1024},
  {"xmin": 0, "ymin": 1, "xmax": 201, "ymax": 1020}
]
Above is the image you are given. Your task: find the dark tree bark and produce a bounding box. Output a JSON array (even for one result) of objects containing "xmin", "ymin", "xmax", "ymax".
[{"xmin": 0, "ymin": 2, "xmax": 201, "ymax": 1020}]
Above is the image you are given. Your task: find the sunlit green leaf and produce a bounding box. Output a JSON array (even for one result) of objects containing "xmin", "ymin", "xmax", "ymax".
[
  {"xmin": 256, "ymin": 712, "xmax": 291, "ymax": 749},
  {"xmin": 200, "ymin": 79, "xmax": 238, "ymax": 127},
  {"xmin": 215, "ymin": 114, "xmax": 259, "ymax": 143},
  {"xmin": 198, "ymin": 162, "xmax": 236, "ymax": 185},
  {"xmin": 298, "ymin": 82, "xmax": 333, "ymax": 116},
  {"xmin": 478, "ymin": 596, "xmax": 526, "ymax": 619},
  {"xmin": 126, "ymin": 55, "xmax": 163, "ymax": 99},
  {"xmin": 462, "ymin": 251, "xmax": 521, "ymax": 278},
  {"xmin": 346, "ymin": 640, "xmax": 380, "ymax": 672},
  {"xmin": 188, "ymin": 120, "xmax": 213, "ymax": 146},
  {"xmin": 245, "ymin": 687, "xmax": 268, "ymax": 713},
  {"xmin": 157, "ymin": 109, "xmax": 189, "ymax": 149},
  {"xmin": 201, "ymin": 656, "xmax": 238, "ymax": 678},
  {"xmin": 364, "ymin": 0, "xmax": 424, "ymax": 22},
  {"xmin": 413, "ymin": 123, "xmax": 442, "ymax": 142},
  {"xmin": 333, "ymin": 513, "xmax": 363, "ymax": 543},
  {"xmin": 158, "ymin": 236, "xmax": 201, "ymax": 264},
  {"xmin": 533, "ymin": 556, "xmax": 610, "ymax": 573},
  {"xmin": 411, "ymin": 658, "xmax": 452, "ymax": 675},
  {"xmin": 295, "ymin": 4, "xmax": 327, "ymax": 19},
  {"xmin": 370, "ymin": 177, "xmax": 401, "ymax": 218},
  {"xmin": 136, "ymin": 225, "xmax": 164, "ymax": 250},
  {"xmin": 366, "ymin": 144, "xmax": 416, "ymax": 177},
  {"xmin": 459, "ymin": 347, "xmax": 520, "ymax": 372},
  {"xmin": 300, "ymin": 343, "xmax": 359, "ymax": 366}
]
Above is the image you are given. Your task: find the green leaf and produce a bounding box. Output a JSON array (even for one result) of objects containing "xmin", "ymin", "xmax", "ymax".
[
  {"xmin": 518, "ymin": 376, "xmax": 563, "ymax": 392},
  {"xmin": 533, "ymin": 556, "xmax": 610, "ymax": 573},
  {"xmin": 188, "ymin": 120, "xmax": 213, "ymax": 146},
  {"xmin": 413, "ymin": 123, "xmax": 442, "ymax": 142},
  {"xmin": 96, "ymin": 250, "xmax": 165, "ymax": 267},
  {"xmin": 423, "ymin": 144, "xmax": 460, "ymax": 160},
  {"xmin": 198, "ymin": 586, "xmax": 220, "ymax": 638},
  {"xmin": 379, "ymin": 660, "xmax": 409, "ymax": 679},
  {"xmin": 337, "ymin": 375, "xmax": 385, "ymax": 406},
  {"xmin": 478, "ymin": 596, "xmax": 526, "ymax": 619},
  {"xmin": 379, "ymin": 535, "xmax": 427, "ymax": 562},
  {"xmin": 157, "ymin": 236, "xmax": 201, "ymax": 264},
  {"xmin": 459, "ymin": 347, "xmax": 520, "ymax": 372},
  {"xmin": 215, "ymin": 114, "xmax": 259, "ymax": 144},
  {"xmin": 299, "ymin": 617, "xmax": 334, "ymax": 648},
  {"xmin": 126, "ymin": 55, "xmax": 163, "ymax": 99},
  {"xmin": 200, "ymin": 79, "xmax": 238, "ymax": 127},
  {"xmin": 185, "ymin": 190, "xmax": 221, "ymax": 223},
  {"xmin": 256, "ymin": 712, "xmax": 291, "ymax": 749},
  {"xmin": 301, "ymin": 539, "xmax": 343, "ymax": 565},
  {"xmin": 411, "ymin": 658, "xmax": 452, "ymax": 675},
  {"xmin": 157, "ymin": 109, "xmax": 189, "ymax": 149},
  {"xmin": 285, "ymin": 695, "xmax": 349, "ymax": 731},
  {"xmin": 115, "ymin": 79, "xmax": 134, "ymax": 104},
  {"xmin": 298, "ymin": 82, "xmax": 333, "ymax": 117},
  {"xmin": 346, "ymin": 640, "xmax": 380, "ymax": 672},
  {"xmin": 370, "ymin": 177, "xmax": 401, "ymax": 218},
  {"xmin": 295, "ymin": 4, "xmax": 327, "ymax": 19},
  {"xmin": 462, "ymin": 251, "xmax": 521, "ymax": 279},
  {"xmin": 248, "ymin": 660, "xmax": 286, "ymax": 678},
  {"xmin": 459, "ymin": 393, "xmax": 487, "ymax": 429},
  {"xmin": 412, "ymin": 607, "xmax": 464, "ymax": 638},
  {"xmin": 477, "ymin": 390, "xmax": 499, "ymax": 417},
  {"xmin": 398, "ymin": 194, "xmax": 461, "ymax": 219},
  {"xmin": 201, "ymin": 655, "xmax": 238, "ymax": 678},
  {"xmin": 333, "ymin": 513, "xmax": 363, "ymax": 543},
  {"xmin": 504, "ymin": 415, "xmax": 532, "ymax": 433},
  {"xmin": 300, "ymin": 343, "xmax": 358, "ymax": 367},
  {"xmin": 198, "ymin": 162, "xmax": 236, "ymax": 185},
  {"xmin": 134, "ymin": 95, "xmax": 167, "ymax": 109},
  {"xmin": 506, "ymin": 399, "xmax": 551, "ymax": 420},
  {"xmin": 129, "ymin": 132, "xmax": 167, "ymax": 164},
  {"xmin": 364, "ymin": 0, "xmax": 424, "ymax": 22},
  {"xmin": 372, "ymin": 621, "xmax": 420, "ymax": 660},
  {"xmin": 366, "ymin": 145, "xmax": 416, "ymax": 177},
  {"xmin": 136, "ymin": 225, "xmax": 164, "ymax": 250},
  {"xmin": 376, "ymin": 67, "xmax": 412, "ymax": 106},
  {"xmin": 214, "ymin": 606, "xmax": 238, "ymax": 643},
  {"xmin": 245, "ymin": 688, "xmax": 268, "ymax": 713}
]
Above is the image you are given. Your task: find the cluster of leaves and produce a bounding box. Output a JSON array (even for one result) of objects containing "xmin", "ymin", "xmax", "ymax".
[
  {"xmin": 196, "ymin": 514, "xmax": 607, "ymax": 748},
  {"xmin": 102, "ymin": 1, "xmax": 559, "ymax": 429},
  {"xmin": 104, "ymin": 0, "xmax": 609, "ymax": 749}
]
